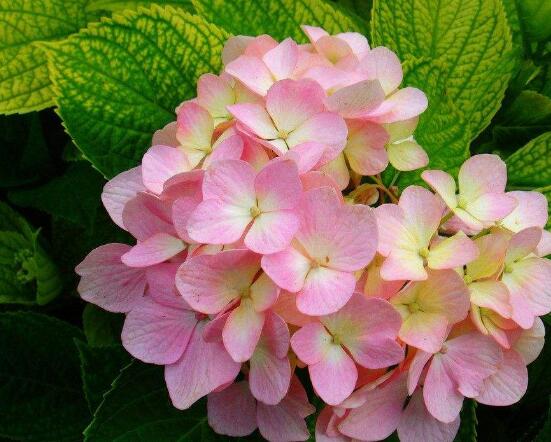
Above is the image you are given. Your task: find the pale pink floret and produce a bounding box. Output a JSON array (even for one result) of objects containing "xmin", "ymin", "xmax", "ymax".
[
  {"xmin": 502, "ymin": 227, "xmax": 551, "ymax": 329},
  {"xmin": 510, "ymin": 317, "xmax": 545, "ymax": 364},
  {"xmin": 302, "ymin": 25, "xmax": 370, "ymax": 65},
  {"xmin": 501, "ymin": 190, "xmax": 551, "ymax": 256},
  {"xmin": 176, "ymin": 249, "xmax": 279, "ymax": 362},
  {"xmin": 225, "ymin": 37, "xmax": 300, "ymax": 95},
  {"xmin": 422, "ymin": 154, "xmax": 518, "ymax": 231},
  {"xmin": 262, "ymin": 186, "xmax": 377, "ymax": 315},
  {"xmin": 291, "ymin": 294, "xmax": 403, "ymax": 404},
  {"xmin": 76, "ymin": 243, "xmax": 147, "ymax": 313},
  {"xmin": 409, "ymin": 332, "xmax": 502, "ymax": 423},
  {"xmin": 376, "ymin": 186, "xmax": 478, "ymax": 281},
  {"xmin": 390, "ymin": 269, "xmax": 470, "ymax": 352},
  {"xmin": 207, "ymin": 377, "xmax": 315, "ymax": 441},
  {"xmin": 101, "ymin": 167, "xmax": 145, "ymax": 230},
  {"xmin": 383, "ymin": 117, "xmax": 428, "ymax": 171},
  {"xmin": 341, "ymin": 120, "xmax": 389, "ymax": 177},
  {"xmin": 229, "ymin": 79, "xmax": 348, "ymax": 164},
  {"xmin": 187, "ymin": 158, "xmax": 302, "ymax": 254}
]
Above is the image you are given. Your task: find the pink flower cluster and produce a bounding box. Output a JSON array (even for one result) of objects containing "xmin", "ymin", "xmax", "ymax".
[{"xmin": 76, "ymin": 26, "xmax": 551, "ymax": 442}]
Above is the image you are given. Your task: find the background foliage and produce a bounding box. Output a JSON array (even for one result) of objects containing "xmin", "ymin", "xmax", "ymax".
[{"xmin": 0, "ymin": 0, "xmax": 550, "ymax": 440}]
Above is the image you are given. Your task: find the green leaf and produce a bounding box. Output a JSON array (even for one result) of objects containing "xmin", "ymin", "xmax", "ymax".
[
  {"xmin": 75, "ymin": 340, "xmax": 130, "ymax": 412},
  {"xmin": 0, "ymin": 312, "xmax": 90, "ymax": 441},
  {"xmin": 84, "ymin": 360, "xmax": 224, "ymax": 441},
  {"xmin": 506, "ymin": 131, "xmax": 551, "ymax": 188},
  {"xmin": 535, "ymin": 397, "xmax": 551, "ymax": 441},
  {"xmin": 391, "ymin": 58, "xmax": 470, "ymax": 187},
  {"xmin": 83, "ymin": 304, "xmax": 125, "ymax": 347},
  {"xmin": 490, "ymin": 91, "xmax": 551, "ymax": 152},
  {"xmin": 46, "ymin": 5, "xmax": 229, "ymax": 178},
  {"xmin": 501, "ymin": 0, "xmax": 525, "ymax": 59},
  {"xmin": 192, "ymin": 0, "xmax": 368, "ymax": 42},
  {"xmin": 0, "ymin": 113, "xmax": 54, "ymax": 188},
  {"xmin": 372, "ymin": 0, "xmax": 515, "ymax": 138},
  {"xmin": 0, "ymin": 202, "xmax": 62, "ymax": 305},
  {"xmin": 9, "ymin": 162, "xmax": 105, "ymax": 229},
  {"xmin": 0, "ymin": 0, "xmax": 99, "ymax": 114},
  {"xmin": 455, "ymin": 400, "xmax": 478, "ymax": 441},
  {"xmin": 86, "ymin": 0, "xmax": 193, "ymax": 12},
  {"xmin": 517, "ymin": 1, "xmax": 551, "ymax": 42}
]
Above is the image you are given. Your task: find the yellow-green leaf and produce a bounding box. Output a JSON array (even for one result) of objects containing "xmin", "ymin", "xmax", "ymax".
[
  {"xmin": 372, "ymin": 0, "xmax": 515, "ymax": 138},
  {"xmin": 45, "ymin": 5, "xmax": 229, "ymax": 178},
  {"xmin": 0, "ymin": 0, "xmax": 97, "ymax": 114}
]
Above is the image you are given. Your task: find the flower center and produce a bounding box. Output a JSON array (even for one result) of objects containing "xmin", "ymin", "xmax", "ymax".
[
  {"xmin": 250, "ymin": 205, "xmax": 262, "ymax": 218},
  {"xmin": 457, "ymin": 195, "xmax": 468, "ymax": 209},
  {"xmin": 504, "ymin": 263, "xmax": 514, "ymax": 273},
  {"xmin": 277, "ymin": 129, "xmax": 289, "ymax": 140},
  {"xmin": 418, "ymin": 246, "xmax": 430, "ymax": 259},
  {"xmin": 464, "ymin": 274, "xmax": 473, "ymax": 284},
  {"xmin": 408, "ymin": 302, "xmax": 421, "ymax": 313}
]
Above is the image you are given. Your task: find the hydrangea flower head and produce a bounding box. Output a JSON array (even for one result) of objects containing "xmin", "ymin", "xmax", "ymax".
[{"xmin": 76, "ymin": 25, "xmax": 550, "ymax": 442}]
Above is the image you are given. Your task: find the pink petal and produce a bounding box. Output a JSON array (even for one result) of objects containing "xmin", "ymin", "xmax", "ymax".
[
  {"xmin": 467, "ymin": 193, "xmax": 517, "ymax": 222},
  {"xmin": 255, "ymin": 159, "xmax": 302, "ymax": 211},
  {"xmin": 165, "ymin": 321, "xmax": 240, "ymax": 409},
  {"xmin": 187, "ymin": 199, "xmax": 252, "ymax": 245},
  {"xmin": 344, "ymin": 120, "xmax": 389, "ymax": 175},
  {"xmin": 262, "ymin": 38, "xmax": 299, "ymax": 80},
  {"xmin": 145, "ymin": 263, "xmax": 187, "ymax": 308},
  {"xmin": 272, "ymin": 290, "xmax": 313, "ymax": 327},
  {"xmin": 387, "ymin": 139, "xmax": 429, "ymax": 171},
  {"xmin": 101, "ymin": 167, "xmax": 145, "ymax": 230},
  {"xmin": 537, "ymin": 230, "xmax": 551, "ymax": 257},
  {"xmin": 176, "ymin": 102, "xmax": 214, "ymax": 164},
  {"xmin": 398, "ymin": 390, "xmax": 460, "ymax": 442},
  {"xmin": 506, "ymin": 227, "xmax": 542, "ymax": 263},
  {"xmin": 423, "ymin": 355, "xmax": 464, "ymax": 423},
  {"xmin": 291, "ymin": 321, "xmax": 332, "ymax": 365},
  {"xmin": 360, "ymin": 47, "xmax": 403, "ymax": 94},
  {"xmin": 225, "ymin": 55, "xmax": 274, "ymax": 95},
  {"xmin": 202, "ymin": 159, "xmax": 256, "ymax": 206},
  {"xmin": 399, "ymin": 312, "xmax": 449, "ymax": 353},
  {"xmin": 223, "ymin": 299, "xmax": 265, "ymax": 362},
  {"xmin": 315, "ymin": 407, "xmax": 349, "ymax": 442},
  {"xmin": 428, "ymin": 232, "xmax": 479, "ymax": 269},
  {"xmin": 469, "ymin": 280, "xmax": 512, "ymax": 318},
  {"xmin": 466, "ymin": 231, "xmax": 509, "ymax": 280},
  {"xmin": 399, "ymin": 185, "xmax": 444, "ymax": 247},
  {"xmin": 256, "ymin": 377, "xmax": 314, "ymax": 441},
  {"xmin": 325, "ymin": 80, "xmax": 385, "ymax": 118},
  {"xmin": 229, "ymin": 103, "xmax": 279, "ymax": 140},
  {"xmin": 380, "ymin": 249, "xmax": 427, "ymax": 281},
  {"xmin": 337, "ymin": 32, "xmax": 370, "ymax": 55},
  {"xmin": 152, "ymin": 121, "xmax": 178, "ymax": 147},
  {"xmin": 121, "ymin": 233, "xmax": 185, "ymax": 268},
  {"xmin": 408, "ymin": 350, "xmax": 432, "ymax": 394},
  {"xmin": 501, "ymin": 190, "xmax": 548, "ymax": 232},
  {"xmin": 310, "ymin": 344, "xmax": 358, "ymax": 405},
  {"xmin": 172, "ymin": 197, "xmax": 201, "ymax": 243},
  {"xmin": 122, "ymin": 193, "xmax": 175, "ymax": 241},
  {"xmin": 283, "ymin": 142, "xmax": 326, "ymax": 174},
  {"xmin": 76, "ymin": 243, "xmax": 146, "ymax": 312},
  {"xmin": 250, "ymin": 273, "xmax": 280, "ymax": 312},
  {"xmin": 261, "ymin": 246, "xmax": 311, "ymax": 292},
  {"xmin": 266, "ymin": 79, "xmax": 325, "ymax": 134},
  {"xmin": 512, "ymin": 317, "xmax": 545, "ymax": 364},
  {"xmin": 301, "ymin": 25, "xmax": 329, "ymax": 43},
  {"xmin": 287, "ymin": 112, "xmax": 348, "ymax": 160},
  {"xmin": 205, "ymin": 133, "xmax": 244, "ymax": 166},
  {"xmin": 319, "ymin": 154, "xmax": 350, "ymax": 190},
  {"xmin": 297, "ymin": 267, "xmax": 356, "ymax": 315},
  {"xmin": 121, "ymin": 297, "xmax": 196, "ymax": 364},
  {"xmin": 142, "ymin": 145, "xmax": 191, "ymax": 194},
  {"xmin": 362, "ymin": 87, "xmax": 428, "ymax": 123},
  {"xmin": 207, "ymin": 382, "xmax": 257, "ymax": 437},
  {"xmin": 246, "ymin": 210, "xmax": 300, "ymax": 254},
  {"xmin": 161, "ymin": 169, "xmax": 204, "ymax": 201},
  {"xmin": 421, "ymin": 170, "xmax": 457, "ymax": 210},
  {"xmin": 300, "ymin": 170, "xmax": 342, "ymax": 193},
  {"xmin": 338, "ymin": 373, "xmax": 407, "ymax": 440},
  {"xmin": 196, "ymin": 73, "xmax": 234, "ymax": 122},
  {"xmin": 176, "ymin": 249, "xmax": 260, "ymax": 314},
  {"xmin": 458, "ymin": 154, "xmax": 507, "ymax": 201},
  {"xmin": 475, "ymin": 349, "xmax": 527, "ymax": 406},
  {"xmin": 250, "ymin": 313, "xmax": 292, "ymax": 405},
  {"xmin": 375, "ymin": 203, "xmax": 405, "ymax": 257}
]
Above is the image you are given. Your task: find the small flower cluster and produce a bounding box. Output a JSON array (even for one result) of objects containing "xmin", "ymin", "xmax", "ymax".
[{"xmin": 76, "ymin": 26, "xmax": 551, "ymax": 442}]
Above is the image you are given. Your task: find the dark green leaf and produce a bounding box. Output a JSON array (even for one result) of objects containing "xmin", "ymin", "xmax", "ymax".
[
  {"xmin": 9, "ymin": 162, "xmax": 105, "ymax": 229},
  {"xmin": 455, "ymin": 400, "xmax": 478, "ymax": 441},
  {"xmin": 0, "ymin": 113, "xmax": 54, "ymax": 188},
  {"xmin": 535, "ymin": 397, "xmax": 551, "ymax": 441},
  {"xmin": 84, "ymin": 360, "xmax": 225, "ymax": 441},
  {"xmin": 192, "ymin": 0, "xmax": 368, "ymax": 42},
  {"xmin": 506, "ymin": 131, "xmax": 551, "ymax": 188},
  {"xmin": 83, "ymin": 304, "xmax": 124, "ymax": 347},
  {"xmin": 517, "ymin": 1, "xmax": 551, "ymax": 42},
  {"xmin": 0, "ymin": 312, "xmax": 90, "ymax": 441},
  {"xmin": 75, "ymin": 340, "xmax": 130, "ymax": 412},
  {"xmin": 0, "ymin": 202, "xmax": 62, "ymax": 305}
]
